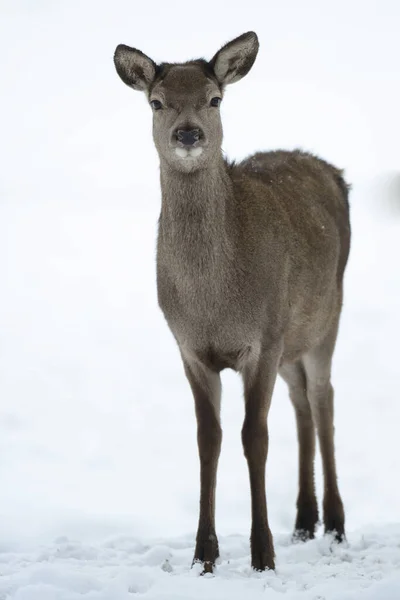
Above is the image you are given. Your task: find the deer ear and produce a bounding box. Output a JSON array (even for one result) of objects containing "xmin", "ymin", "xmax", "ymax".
[
  {"xmin": 210, "ymin": 32, "xmax": 259, "ymax": 86},
  {"xmin": 114, "ymin": 44, "xmax": 156, "ymax": 91}
]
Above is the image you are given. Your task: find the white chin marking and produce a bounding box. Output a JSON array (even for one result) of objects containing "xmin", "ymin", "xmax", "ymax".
[
  {"xmin": 174, "ymin": 147, "xmax": 203, "ymax": 159},
  {"xmin": 175, "ymin": 147, "xmax": 188, "ymax": 158},
  {"xmin": 190, "ymin": 147, "xmax": 203, "ymax": 158}
]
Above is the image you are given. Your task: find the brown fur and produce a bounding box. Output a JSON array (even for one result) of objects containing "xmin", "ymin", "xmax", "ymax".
[{"xmin": 114, "ymin": 32, "xmax": 350, "ymax": 572}]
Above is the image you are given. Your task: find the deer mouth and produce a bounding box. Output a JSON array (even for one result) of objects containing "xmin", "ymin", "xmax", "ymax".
[{"xmin": 174, "ymin": 147, "xmax": 203, "ymax": 159}]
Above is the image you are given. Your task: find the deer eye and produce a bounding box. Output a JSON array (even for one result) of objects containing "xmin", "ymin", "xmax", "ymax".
[
  {"xmin": 210, "ymin": 97, "xmax": 222, "ymax": 107},
  {"xmin": 150, "ymin": 99, "xmax": 162, "ymax": 111}
]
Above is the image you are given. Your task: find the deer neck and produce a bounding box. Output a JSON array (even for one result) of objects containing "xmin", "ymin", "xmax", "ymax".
[{"xmin": 158, "ymin": 157, "xmax": 236, "ymax": 268}]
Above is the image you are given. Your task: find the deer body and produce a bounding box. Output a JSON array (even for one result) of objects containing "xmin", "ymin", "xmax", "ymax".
[
  {"xmin": 114, "ymin": 33, "xmax": 350, "ymax": 573},
  {"xmin": 158, "ymin": 153, "xmax": 347, "ymax": 368}
]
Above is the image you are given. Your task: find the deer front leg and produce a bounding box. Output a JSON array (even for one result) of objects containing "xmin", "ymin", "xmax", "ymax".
[
  {"xmin": 241, "ymin": 346, "xmax": 282, "ymax": 571},
  {"xmin": 183, "ymin": 358, "xmax": 222, "ymax": 574}
]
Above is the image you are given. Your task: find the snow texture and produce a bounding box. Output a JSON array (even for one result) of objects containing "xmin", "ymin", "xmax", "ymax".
[
  {"xmin": 1, "ymin": 529, "xmax": 400, "ymax": 599},
  {"xmin": 1, "ymin": 0, "xmax": 400, "ymax": 598}
]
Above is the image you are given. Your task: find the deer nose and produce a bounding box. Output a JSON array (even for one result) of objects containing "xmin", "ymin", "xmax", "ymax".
[{"xmin": 175, "ymin": 128, "xmax": 201, "ymax": 147}]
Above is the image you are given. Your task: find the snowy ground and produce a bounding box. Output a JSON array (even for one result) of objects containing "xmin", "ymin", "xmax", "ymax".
[
  {"xmin": 2, "ymin": 528, "xmax": 400, "ymax": 599},
  {"xmin": 1, "ymin": 1, "xmax": 400, "ymax": 598}
]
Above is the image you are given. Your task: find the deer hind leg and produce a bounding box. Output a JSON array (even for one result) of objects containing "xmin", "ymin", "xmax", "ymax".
[
  {"xmin": 302, "ymin": 334, "xmax": 345, "ymax": 541},
  {"xmin": 183, "ymin": 358, "xmax": 222, "ymax": 573},
  {"xmin": 280, "ymin": 361, "xmax": 319, "ymax": 541}
]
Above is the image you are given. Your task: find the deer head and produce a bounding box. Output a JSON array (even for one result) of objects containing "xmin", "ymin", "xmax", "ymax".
[{"xmin": 114, "ymin": 32, "xmax": 259, "ymax": 173}]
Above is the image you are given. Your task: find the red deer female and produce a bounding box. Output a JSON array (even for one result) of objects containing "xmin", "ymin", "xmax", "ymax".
[{"xmin": 114, "ymin": 32, "xmax": 350, "ymax": 573}]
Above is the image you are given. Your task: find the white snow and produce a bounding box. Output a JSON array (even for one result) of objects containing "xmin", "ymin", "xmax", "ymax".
[
  {"xmin": 1, "ymin": 528, "xmax": 400, "ymax": 599},
  {"xmin": 1, "ymin": 1, "xmax": 400, "ymax": 598}
]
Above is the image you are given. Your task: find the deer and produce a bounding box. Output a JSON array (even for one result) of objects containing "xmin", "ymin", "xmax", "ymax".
[{"xmin": 113, "ymin": 31, "xmax": 351, "ymax": 573}]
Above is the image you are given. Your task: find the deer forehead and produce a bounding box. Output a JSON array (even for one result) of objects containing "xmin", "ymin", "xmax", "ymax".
[{"xmin": 152, "ymin": 65, "xmax": 220, "ymax": 105}]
